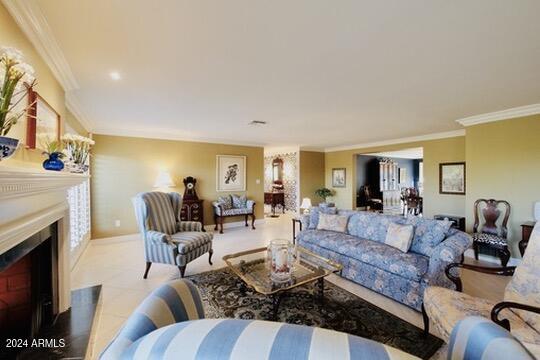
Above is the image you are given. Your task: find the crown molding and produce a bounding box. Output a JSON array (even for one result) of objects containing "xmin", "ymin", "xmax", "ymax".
[
  {"xmin": 65, "ymin": 93, "xmax": 93, "ymax": 132},
  {"xmin": 324, "ymin": 129, "xmax": 465, "ymax": 153},
  {"xmin": 92, "ymin": 126, "xmax": 266, "ymax": 148},
  {"xmin": 456, "ymin": 104, "xmax": 540, "ymax": 127},
  {"xmin": 2, "ymin": 0, "xmax": 79, "ymax": 91}
]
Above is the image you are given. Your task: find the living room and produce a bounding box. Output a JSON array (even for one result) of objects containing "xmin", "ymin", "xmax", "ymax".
[{"xmin": 0, "ymin": 1, "xmax": 539, "ymax": 359}]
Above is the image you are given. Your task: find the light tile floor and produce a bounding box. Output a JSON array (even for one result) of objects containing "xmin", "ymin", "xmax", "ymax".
[{"xmin": 72, "ymin": 214, "xmax": 510, "ymax": 358}]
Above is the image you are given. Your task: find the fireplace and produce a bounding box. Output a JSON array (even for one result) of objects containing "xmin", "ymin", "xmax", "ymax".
[{"xmin": 0, "ymin": 223, "xmax": 59, "ymax": 346}]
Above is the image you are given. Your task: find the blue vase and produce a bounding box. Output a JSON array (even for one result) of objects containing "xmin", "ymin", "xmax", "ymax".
[{"xmin": 43, "ymin": 152, "xmax": 65, "ymax": 171}]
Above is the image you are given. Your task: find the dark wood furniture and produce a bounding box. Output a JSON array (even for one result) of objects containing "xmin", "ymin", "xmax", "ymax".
[
  {"xmin": 264, "ymin": 192, "xmax": 285, "ymax": 217},
  {"xmin": 181, "ymin": 199, "xmax": 205, "ymax": 231},
  {"xmin": 401, "ymin": 187, "xmax": 423, "ymax": 215},
  {"xmin": 434, "ymin": 214, "xmax": 466, "ymax": 232},
  {"xmin": 472, "ymin": 199, "xmax": 511, "ymax": 267},
  {"xmin": 520, "ymin": 221, "xmax": 536, "ymax": 257},
  {"xmin": 213, "ymin": 200, "xmax": 256, "ymax": 234},
  {"xmin": 292, "ymin": 217, "xmax": 302, "ymax": 244},
  {"xmin": 357, "ymin": 185, "xmax": 383, "ymax": 210}
]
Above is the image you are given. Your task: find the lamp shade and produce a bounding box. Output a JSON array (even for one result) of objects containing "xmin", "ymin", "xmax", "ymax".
[
  {"xmin": 300, "ymin": 197, "xmax": 312, "ymax": 209},
  {"xmin": 154, "ymin": 170, "xmax": 176, "ymax": 188}
]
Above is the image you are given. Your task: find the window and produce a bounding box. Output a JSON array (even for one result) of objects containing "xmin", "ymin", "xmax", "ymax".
[
  {"xmin": 68, "ymin": 179, "xmax": 91, "ymax": 251},
  {"xmin": 418, "ymin": 161, "xmax": 424, "ymax": 196}
]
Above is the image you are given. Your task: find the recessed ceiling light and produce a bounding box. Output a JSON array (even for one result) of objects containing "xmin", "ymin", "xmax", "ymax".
[
  {"xmin": 109, "ymin": 71, "xmax": 121, "ymax": 80},
  {"xmin": 248, "ymin": 120, "xmax": 267, "ymax": 125}
]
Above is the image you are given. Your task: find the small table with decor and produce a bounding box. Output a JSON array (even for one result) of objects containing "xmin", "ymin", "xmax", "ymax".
[
  {"xmin": 520, "ymin": 221, "xmax": 536, "ymax": 256},
  {"xmin": 222, "ymin": 245, "xmax": 342, "ymax": 320}
]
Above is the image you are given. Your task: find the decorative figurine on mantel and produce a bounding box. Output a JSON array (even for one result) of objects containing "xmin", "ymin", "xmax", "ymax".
[{"xmin": 183, "ymin": 176, "xmax": 199, "ymax": 200}]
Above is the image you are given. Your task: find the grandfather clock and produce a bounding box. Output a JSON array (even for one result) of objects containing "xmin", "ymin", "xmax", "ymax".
[{"xmin": 181, "ymin": 176, "xmax": 205, "ymax": 231}]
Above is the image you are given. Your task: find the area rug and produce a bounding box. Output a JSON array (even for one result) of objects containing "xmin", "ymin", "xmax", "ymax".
[{"xmin": 188, "ymin": 268, "xmax": 443, "ymax": 359}]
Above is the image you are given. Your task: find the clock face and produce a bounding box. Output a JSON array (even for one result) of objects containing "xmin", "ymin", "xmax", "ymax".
[{"xmin": 187, "ymin": 183, "xmax": 194, "ymax": 189}]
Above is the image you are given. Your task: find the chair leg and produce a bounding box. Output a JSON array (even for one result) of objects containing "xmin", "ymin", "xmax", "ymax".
[
  {"xmin": 143, "ymin": 262, "xmax": 152, "ymax": 279},
  {"xmin": 421, "ymin": 303, "xmax": 430, "ymax": 337},
  {"xmin": 473, "ymin": 241, "xmax": 479, "ymax": 260},
  {"xmin": 220, "ymin": 216, "xmax": 224, "ymax": 234},
  {"xmin": 499, "ymin": 246, "xmax": 511, "ymax": 267},
  {"xmin": 214, "ymin": 214, "xmax": 218, "ymax": 231},
  {"xmin": 178, "ymin": 265, "xmax": 186, "ymax": 278},
  {"xmin": 208, "ymin": 249, "xmax": 214, "ymax": 265},
  {"xmin": 244, "ymin": 214, "xmax": 248, "ymax": 227},
  {"xmin": 251, "ymin": 213, "xmax": 256, "ymax": 230}
]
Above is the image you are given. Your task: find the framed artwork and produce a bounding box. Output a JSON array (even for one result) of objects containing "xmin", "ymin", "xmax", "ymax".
[
  {"xmin": 332, "ymin": 168, "xmax": 346, "ymax": 187},
  {"xmin": 439, "ymin": 162, "xmax": 466, "ymax": 195},
  {"xmin": 26, "ymin": 89, "xmax": 61, "ymax": 150},
  {"xmin": 216, "ymin": 155, "xmax": 246, "ymax": 192}
]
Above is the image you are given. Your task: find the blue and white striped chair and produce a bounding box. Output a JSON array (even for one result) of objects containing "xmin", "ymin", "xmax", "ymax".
[
  {"xmin": 132, "ymin": 192, "xmax": 213, "ymax": 278},
  {"xmin": 100, "ymin": 279, "xmax": 418, "ymax": 360},
  {"xmin": 448, "ymin": 317, "xmax": 534, "ymax": 360}
]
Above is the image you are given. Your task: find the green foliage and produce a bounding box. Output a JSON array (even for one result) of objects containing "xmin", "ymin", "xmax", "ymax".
[{"xmin": 315, "ymin": 187, "xmax": 334, "ymax": 201}]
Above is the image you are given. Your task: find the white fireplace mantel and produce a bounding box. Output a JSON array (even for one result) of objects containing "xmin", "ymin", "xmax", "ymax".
[{"xmin": 0, "ymin": 164, "xmax": 89, "ymax": 312}]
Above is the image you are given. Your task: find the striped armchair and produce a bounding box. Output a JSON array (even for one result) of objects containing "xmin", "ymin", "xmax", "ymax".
[{"xmin": 132, "ymin": 192, "xmax": 213, "ymax": 278}]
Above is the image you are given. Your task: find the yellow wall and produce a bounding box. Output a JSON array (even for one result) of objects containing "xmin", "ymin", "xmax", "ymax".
[
  {"xmin": 64, "ymin": 108, "xmax": 88, "ymax": 136},
  {"xmin": 466, "ymin": 115, "xmax": 540, "ymax": 256},
  {"xmin": 0, "ymin": 3, "xmax": 66, "ymax": 166},
  {"xmin": 299, "ymin": 150, "xmax": 325, "ymax": 206},
  {"xmin": 324, "ymin": 136, "xmax": 466, "ymax": 218},
  {"xmin": 91, "ymin": 134, "xmax": 264, "ymax": 239}
]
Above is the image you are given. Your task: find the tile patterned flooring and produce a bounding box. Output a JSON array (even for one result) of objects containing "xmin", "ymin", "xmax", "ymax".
[{"xmin": 72, "ymin": 214, "xmax": 510, "ymax": 358}]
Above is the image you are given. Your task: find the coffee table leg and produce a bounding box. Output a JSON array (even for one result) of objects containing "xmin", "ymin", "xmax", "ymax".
[{"xmin": 271, "ymin": 294, "xmax": 282, "ymax": 320}]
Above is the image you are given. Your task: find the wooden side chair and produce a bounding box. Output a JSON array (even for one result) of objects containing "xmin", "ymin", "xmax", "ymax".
[{"xmin": 472, "ymin": 199, "xmax": 511, "ymax": 266}]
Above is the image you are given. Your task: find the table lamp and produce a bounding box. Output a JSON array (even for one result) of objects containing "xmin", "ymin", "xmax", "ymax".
[
  {"xmin": 154, "ymin": 170, "xmax": 176, "ymax": 189},
  {"xmin": 300, "ymin": 197, "xmax": 312, "ymax": 215}
]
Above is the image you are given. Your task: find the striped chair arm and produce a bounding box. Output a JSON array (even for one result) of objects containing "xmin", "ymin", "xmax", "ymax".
[
  {"xmin": 146, "ymin": 230, "xmax": 172, "ymax": 244},
  {"xmin": 178, "ymin": 221, "xmax": 203, "ymax": 232},
  {"xmin": 119, "ymin": 319, "xmax": 418, "ymax": 360},
  {"xmin": 100, "ymin": 279, "xmax": 205, "ymax": 360},
  {"xmin": 448, "ymin": 316, "xmax": 534, "ymax": 360}
]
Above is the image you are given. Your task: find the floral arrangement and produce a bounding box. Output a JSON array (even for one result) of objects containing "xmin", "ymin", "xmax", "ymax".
[
  {"xmin": 0, "ymin": 46, "xmax": 35, "ymax": 137},
  {"xmin": 61, "ymin": 133, "xmax": 95, "ymax": 173},
  {"xmin": 37, "ymin": 132, "xmax": 64, "ymax": 158}
]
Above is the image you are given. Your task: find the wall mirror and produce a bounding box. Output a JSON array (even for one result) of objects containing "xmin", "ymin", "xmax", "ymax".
[{"xmin": 272, "ymin": 158, "xmax": 283, "ymax": 183}]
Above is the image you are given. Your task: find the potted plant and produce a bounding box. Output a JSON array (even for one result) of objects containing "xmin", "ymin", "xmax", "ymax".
[
  {"xmin": 39, "ymin": 133, "xmax": 65, "ymax": 171},
  {"xmin": 0, "ymin": 46, "xmax": 35, "ymax": 160},
  {"xmin": 62, "ymin": 133, "xmax": 95, "ymax": 173},
  {"xmin": 315, "ymin": 187, "xmax": 335, "ymax": 207}
]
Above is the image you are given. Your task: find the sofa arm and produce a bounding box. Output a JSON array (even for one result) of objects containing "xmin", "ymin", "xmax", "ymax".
[
  {"xmin": 424, "ymin": 230, "xmax": 472, "ymax": 288},
  {"xmin": 448, "ymin": 316, "xmax": 534, "ymax": 360},
  {"xmin": 100, "ymin": 279, "xmax": 205, "ymax": 360},
  {"xmin": 178, "ymin": 221, "xmax": 203, "ymax": 232},
  {"xmin": 246, "ymin": 200, "xmax": 255, "ymax": 212},
  {"xmin": 146, "ymin": 230, "xmax": 172, "ymax": 245},
  {"xmin": 212, "ymin": 201, "xmax": 223, "ymax": 216}
]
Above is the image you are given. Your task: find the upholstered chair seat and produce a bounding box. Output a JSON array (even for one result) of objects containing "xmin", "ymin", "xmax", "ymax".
[
  {"xmin": 472, "ymin": 232, "xmax": 507, "ymax": 247},
  {"xmin": 133, "ymin": 191, "xmax": 214, "ymax": 278}
]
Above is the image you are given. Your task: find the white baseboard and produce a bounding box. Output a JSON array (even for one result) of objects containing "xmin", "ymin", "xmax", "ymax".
[
  {"xmin": 204, "ymin": 219, "xmax": 266, "ymax": 232},
  {"xmin": 463, "ymin": 249, "xmax": 521, "ymax": 267}
]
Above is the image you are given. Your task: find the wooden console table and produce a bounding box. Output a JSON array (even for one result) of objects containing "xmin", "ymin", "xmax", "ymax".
[{"xmin": 264, "ymin": 192, "xmax": 285, "ymax": 217}]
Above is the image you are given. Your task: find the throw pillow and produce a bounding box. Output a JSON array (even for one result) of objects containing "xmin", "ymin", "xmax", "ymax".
[
  {"xmin": 231, "ymin": 194, "xmax": 247, "ymax": 209},
  {"xmin": 308, "ymin": 206, "xmax": 338, "ymax": 229},
  {"xmin": 317, "ymin": 213, "xmax": 349, "ymax": 233},
  {"xmin": 218, "ymin": 195, "xmax": 233, "ymax": 210},
  {"xmin": 406, "ymin": 216, "xmax": 452, "ymax": 256},
  {"xmin": 385, "ymin": 223, "xmax": 415, "ymax": 252}
]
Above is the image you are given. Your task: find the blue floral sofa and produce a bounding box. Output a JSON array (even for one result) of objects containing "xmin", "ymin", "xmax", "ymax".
[
  {"xmin": 100, "ymin": 279, "xmax": 534, "ymax": 360},
  {"xmin": 298, "ymin": 208, "xmax": 472, "ymax": 310}
]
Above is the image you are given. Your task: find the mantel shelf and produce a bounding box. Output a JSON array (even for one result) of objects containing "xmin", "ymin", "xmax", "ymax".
[{"xmin": 0, "ymin": 165, "xmax": 89, "ymax": 200}]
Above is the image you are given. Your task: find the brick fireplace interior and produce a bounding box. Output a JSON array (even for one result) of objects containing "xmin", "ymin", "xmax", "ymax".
[{"xmin": 0, "ymin": 223, "xmax": 59, "ymax": 347}]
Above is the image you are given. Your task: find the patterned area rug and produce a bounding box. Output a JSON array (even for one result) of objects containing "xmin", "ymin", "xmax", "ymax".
[{"xmin": 188, "ymin": 268, "xmax": 443, "ymax": 359}]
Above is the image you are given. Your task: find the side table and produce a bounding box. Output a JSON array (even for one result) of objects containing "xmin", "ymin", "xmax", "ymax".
[
  {"xmin": 292, "ymin": 217, "xmax": 303, "ymax": 244},
  {"xmin": 520, "ymin": 221, "xmax": 536, "ymax": 256}
]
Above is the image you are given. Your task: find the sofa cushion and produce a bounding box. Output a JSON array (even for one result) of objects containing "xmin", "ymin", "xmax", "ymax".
[
  {"xmin": 218, "ymin": 195, "xmax": 233, "ymax": 210},
  {"xmin": 308, "ymin": 206, "xmax": 337, "ymax": 229},
  {"xmin": 231, "ymin": 194, "xmax": 247, "ymax": 209},
  {"xmin": 171, "ymin": 231, "xmax": 213, "ymax": 254},
  {"xmin": 298, "ymin": 230, "xmax": 428, "ymax": 281},
  {"xmin": 347, "ymin": 211, "xmax": 405, "ymax": 243},
  {"xmin": 317, "ymin": 213, "xmax": 349, "ymax": 233},
  {"xmin": 222, "ymin": 208, "xmax": 252, "ymax": 216},
  {"xmin": 385, "ymin": 223, "xmax": 414, "ymax": 252},
  {"xmin": 406, "ymin": 216, "xmax": 452, "ymax": 256}
]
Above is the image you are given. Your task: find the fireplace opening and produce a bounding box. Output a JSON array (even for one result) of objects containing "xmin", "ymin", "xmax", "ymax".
[{"xmin": 0, "ymin": 223, "xmax": 59, "ymax": 353}]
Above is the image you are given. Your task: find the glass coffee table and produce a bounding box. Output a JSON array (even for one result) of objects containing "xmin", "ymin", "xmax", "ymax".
[{"xmin": 222, "ymin": 245, "xmax": 342, "ymax": 319}]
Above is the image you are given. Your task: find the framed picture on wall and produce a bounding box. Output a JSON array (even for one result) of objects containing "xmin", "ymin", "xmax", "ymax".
[
  {"xmin": 439, "ymin": 162, "xmax": 466, "ymax": 195},
  {"xmin": 216, "ymin": 155, "xmax": 246, "ymax": 191},
  {"xmin": 26, "ymin": 89, "xmax": 61, "ymax": 150},
  {"xmin": 332, "ymin": 168, "xmax": 346, "ymax": 187}
]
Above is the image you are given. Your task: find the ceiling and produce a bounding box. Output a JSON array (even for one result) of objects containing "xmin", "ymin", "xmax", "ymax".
[
  {"xmin": 367, "ymin": 147, "xmax": 423, "ymax": 159},
  {"xmin": 30, "ymin": 0, "xmax": 540, "ymax": 149}
]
